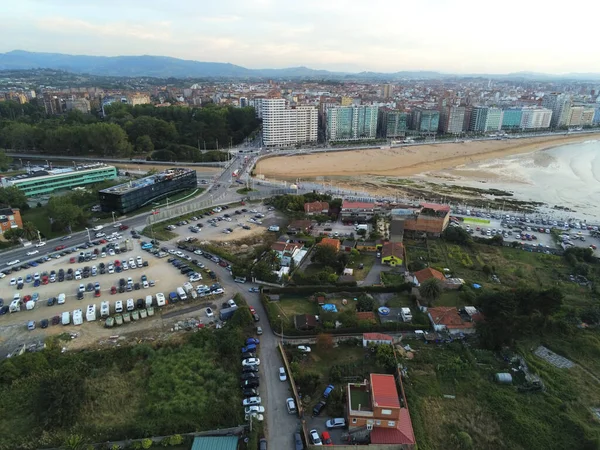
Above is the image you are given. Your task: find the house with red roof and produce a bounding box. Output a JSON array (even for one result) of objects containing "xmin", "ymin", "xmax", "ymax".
[
  {"xmin": 346, "ymin": 374, "xmax": 416, "ymax": 449},
  {"xmin": 304, "ymin": 201, "xmax": 329, "ymax": 215},
  {"xmin": 412, "ymin": 267, "xmax": 445, "ymax": 286},
  {"xmin": 341, "ymin": 200, "xmax": 379, "ymax": 222},
  {"xmin": 401, "ymin": 202, "xmax": 450, "ymax": 237},
  {"xmin": 362, "ymin": 332, "xmax": 394, "ymax": 347},
  {"xmin": 319, "ymin": 237, "xmax": 341, "ymax": 252},
  {"xmin": 381, "ymin": 241, "xmax": 405, "ymax": 267},
  {"xmin": 427, "ymin": 306, "xmax": 483, "ymax": 334}
]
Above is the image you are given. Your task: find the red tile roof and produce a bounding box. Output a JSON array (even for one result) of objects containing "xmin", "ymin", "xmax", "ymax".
[
  {"xmin": 370, "ymin": 410, "xmax": 416, "ymax": 445},
  {"xmin": 413, "ymin": 267, "xmax": 445, "ymax": 284},
  {"xmin": 342, "ymin": 200, "xmax": 375, "ymax": 210},
  {"xmin": 420, "ymin": 202, "xmax": 450, "ymax": 213},
  {"xmin": 271, "ymin": 242, "xmax": 303, "ymax": 253},
  {"xmin": 381, "ymin": 241, "xmax": 404, "ymax": 260},
  {"xmin": 363, "ymin": 333, "xmax": 393, "ymax": 342},
  {"xmin": 370, "ymin": 374, "xmax": 400, "ymax": 408},
  {"xmin": 304, "ymin": 201, "xmax": 329, "ymax": 213},
  {"xmin": 319, "ymin": 238, "xmax": 340, "ymax": 251},
  {"xmin": 428, "ymin": 307, "xmax": 476, "ymax": 329}
]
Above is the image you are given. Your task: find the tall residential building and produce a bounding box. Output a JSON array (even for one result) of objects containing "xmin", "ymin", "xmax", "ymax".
[
  {"xmin": 65, "ymin": 98, "xmax": 91, "ymax": 114},
  {"xmin": 484, "ymin": 107, "xmax": 503, "ymax": 131},
  {"xmin": 439, "ymin": 106, "xmax": 466, "ymax": 134},
  {"xmin": 582, "ymin": 108, "xmax": 596, "ymax": 126},
  {"xmin": 262, "ymin": 99, "xmax": 318, "ymax": 147},
  {"xmin": 378, "ymin": 109, "xmax": 409, "ymax": 138},
  {"xmin": 469, "ymin": 106, "xmax": 488, "ymax": 132},
  {"xmin": 326, "ymin": 105, "xmax": 379, "ymax": 141},
  {"xmin": 251, "ymin": 98, "xmax": 264, "ymax": 118},
  {"xmin": 382, "ymin": 84, "xmax": 393, "ymax": 99},
  {"xmin": 566, "ymin": 106, "xmax": 584, "ymax": 127},
  {"xmin": 239, "ymin": 97, "xmax": 248, "ymax": 108},
  {"xmin": 411, "ymin": 109, "xmax": 440, "ymax": 133},
  {"xmin": 542, "ymin": 93, "xmax": 571, "ymax": 128},
  {"xmin": 520, "ymin": 107, "xmax": 552, "ymax": 129},
  {"xmin": 128, "ymin": 93, "xmax": 152, "ymax": 106},
  {"xmin": 501, "ymin": 108, "xmax": 523, "ymax": 130}
]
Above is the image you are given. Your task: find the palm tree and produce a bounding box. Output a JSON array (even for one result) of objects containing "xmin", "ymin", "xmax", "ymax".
[
  {"xmin": 419, "ymin": 278, "xmax": 443, "ymax": 307},
  {"xmin": 22, "ymin": 221, "xmax": 38, "ymax": 241}
]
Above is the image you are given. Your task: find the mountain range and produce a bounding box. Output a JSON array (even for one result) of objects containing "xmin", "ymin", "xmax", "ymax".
[{"xmin": 1, "ymin": 50, "xmax": 600, "ymax": 81}]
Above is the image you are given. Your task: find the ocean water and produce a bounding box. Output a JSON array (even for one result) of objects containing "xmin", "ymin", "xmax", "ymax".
[{"xmin": 434, "ymin": 140, "xmax": 600, "ymax": 219}]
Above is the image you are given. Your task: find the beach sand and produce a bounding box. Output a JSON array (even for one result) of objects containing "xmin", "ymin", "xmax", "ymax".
[{"xmin": 256, "ymin": 134, "xmax": 598, "ymax": 179}]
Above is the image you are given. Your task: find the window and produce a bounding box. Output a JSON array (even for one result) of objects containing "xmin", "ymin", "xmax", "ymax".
[
  {"xmin": 388, "ymin": 421, "xmax": 396, "ymax": 427},
  {"xmin": 381, "ymin": 409, "xmax": 392, "ymax": 415},
  {"xmin": 375, "ymin": 420, "xmax": 381, "ymax": 426},
  {"xmin": 352, "ymin": 418, "xmax": 357, "ymax": 424}
]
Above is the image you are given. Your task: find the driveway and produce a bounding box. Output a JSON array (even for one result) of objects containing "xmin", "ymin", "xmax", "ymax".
[{"xmin": 362, "ymin": 258, "xmax": 388, "ymax": 285}]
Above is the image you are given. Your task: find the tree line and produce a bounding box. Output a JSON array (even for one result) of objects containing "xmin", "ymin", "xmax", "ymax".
[{"xmin": 0, "ymin": 100, "xmax": 260, "ymax": 160}]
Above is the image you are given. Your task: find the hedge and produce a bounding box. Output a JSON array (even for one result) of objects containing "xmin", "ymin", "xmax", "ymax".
[{"xmin": 263, "ymin": 283, "xmax": 413, "ymax": 295}]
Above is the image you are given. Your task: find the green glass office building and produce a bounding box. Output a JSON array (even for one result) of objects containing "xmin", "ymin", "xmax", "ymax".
[
  {"xmin": 1, "ymin": 164, "xmax": 117, "ymax": 197},
  {"xmin": 326, "ymin": 105, "xmax": 379, "ymax": 141}
]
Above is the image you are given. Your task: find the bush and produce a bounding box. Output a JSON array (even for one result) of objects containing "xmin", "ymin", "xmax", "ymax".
[{"xmin": 141, "ymin": 438, "xmax": 153, "ymax": 449}]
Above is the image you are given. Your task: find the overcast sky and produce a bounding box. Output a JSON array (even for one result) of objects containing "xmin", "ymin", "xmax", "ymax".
[{"xmin": 3, "ymin": 0, "xmax": 600, "ymax": 74}]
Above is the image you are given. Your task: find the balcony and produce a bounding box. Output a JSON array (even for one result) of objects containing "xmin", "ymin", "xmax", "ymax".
[{"xmin": 348, "ymin": 384, "xmax": 373, "ymax": 417}]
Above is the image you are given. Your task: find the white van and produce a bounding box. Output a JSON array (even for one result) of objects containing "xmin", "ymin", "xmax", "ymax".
[
  {"xmin": 9, "ymin": 299, "xmax": 21, "ymax": 313},
  {"xmin": 268, "ymin": 225, "xmax": 280, "ymax": 232},
  {"xmin": 62, "ymin": 311, "xmax": 71, "ymax": 325},
  {"xmin": 25, "ymin": 300, "xmax": 35, "ymax": 310},
  {"xmin": 155, "ymin": 293, "xmax": 166, "ymax": 307},
  {"xmin": 176, "ymin": 287, "xmax": 188, "ymax": 301},
  {"xmin": 86, "ymin": 304, "xmax": 97, "ymax": 322},
  {"xmin": 115, "ymin": 300, "xmax": 124, "ymax": 313},
  {"xmin": 145, "ymin": 295, "xmax": 153, "ymax": 308},
  {"xmin": 100, "ymin": 301, "xmax": 110, "ymax": 318},
  {"xmin": 126, "ymin": 298, "xmax": 135, "ymax": 311}
]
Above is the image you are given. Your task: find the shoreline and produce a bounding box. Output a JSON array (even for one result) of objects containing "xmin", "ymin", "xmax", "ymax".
[{"xmin": 255, "ymin": 133, "xmax": 599, "ymax": 179}]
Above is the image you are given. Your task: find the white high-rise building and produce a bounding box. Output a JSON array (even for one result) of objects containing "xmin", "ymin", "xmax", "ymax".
[
  {"xmin": 520, "ymin": 107, "xmax": 553, "ymax": 129},
  {"xmin": 261, "ymin": 99, "xmax": 318, "ymax": 147},
  {"xmin": 542, "ymin": 93, "xmax": 570, "ymax": 128},
  {"xmin": 484, "ymin": 107, "xmax": 503, "ymax": 131}
]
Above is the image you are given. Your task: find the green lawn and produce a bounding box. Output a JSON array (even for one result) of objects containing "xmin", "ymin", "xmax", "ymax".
[
  {"xmin": 386, "ymin": 293, "xmax": 414, "ymax": 308},
  {"xmin": 435, "ymin": 290, "xmax": 468, "ymax": 307},
  {"xmin": 347, "ymin": 253, "xmax": 375, "ymax": 281},
  {"xmin": 277, "ymin": 295, "xmax": 319, "ymax": 318},
  {"xmin": 142, "ymin": 226, "xmax": 178, "ymax": 241},
  {"xmin": 303, "ymin": 263, "xmax": 325, "ymax": 275}
]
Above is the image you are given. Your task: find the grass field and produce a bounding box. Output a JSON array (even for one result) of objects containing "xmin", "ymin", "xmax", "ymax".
[
  {"xmin": 405, "ymin": 341, "xmax": 600, "ymax": 450},
  {"xmin": 347, "ymin": 253, "xmax": 376, "ymax": 281}
]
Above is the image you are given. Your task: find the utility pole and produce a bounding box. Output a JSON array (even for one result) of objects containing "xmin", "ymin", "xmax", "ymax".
[
  {"xmin": 111, "ymin": 211, "xmax": 116, "ymax": 224},
  {"xmin": 36, "ymin": 230, "xmax": 42, "ymax": 244}
]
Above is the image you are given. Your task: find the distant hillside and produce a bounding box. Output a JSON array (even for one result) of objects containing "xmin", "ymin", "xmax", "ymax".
[{"xmin": 1, "ymin": 50, "xmax": 599, "ymax": 80}]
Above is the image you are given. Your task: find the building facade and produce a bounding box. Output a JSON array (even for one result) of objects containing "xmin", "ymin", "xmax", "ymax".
[
  {"xmin": 439, "ymin": 106, "xmax": 466, "ymax": 134},
  {"xmin": 326, "ymin": 105, "xmax": 379, "ymax": 141},
  {"xmin": 378, "ymin": 110, "xmax": 409, "ymax": 138},
  {"xmin": 411, "ymin": 109, "xmax": 439, "ymax": 133},
  {"xmin": 520, "ymin": 107, "xmax": 552, "ymax": 129},
  {"xmin": 501, "ymin": 108, "xmax": 523, "ymax": 130},
  {"xmin": 65, "ymin": 98, "xmax": 91, "ymax": 114},
  {"xmin": 261, "ymin": 99, "xmax": 318, "ymax": 147},
  {"xmin": 484, "ymin": 107, "xmax": 503, "ymax": 131},
  {"xmin": 542, "ymin": 92, "xmax": 571, "ymax": 128},
  {"xmin": 469, "ymin": 106, "xmax": 488, "ymax": 132},
  {"xmin": 0, "ymin": 207, "xmax": 22, "ymax": 235},
  {"xmin": 99, "ymin": 168, "xmax": 197, "ymax": 214},
  {"xmin": 1, "ymin": 164, "xmax": 117, "ymax": 197}
]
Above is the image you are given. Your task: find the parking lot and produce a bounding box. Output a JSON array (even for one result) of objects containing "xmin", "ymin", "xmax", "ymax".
[
  {"xmin": 312, "ymin": 220, "xmax": 366, "ymax": 239},
  {"xmin": 161, "ymin": 203, "xmax": 282, "ymax": 243}
]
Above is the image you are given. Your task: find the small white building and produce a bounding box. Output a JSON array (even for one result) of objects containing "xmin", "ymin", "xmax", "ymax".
[{"xmin": 362, "ymin": 332, "xmax": 394, "ymax": 347}]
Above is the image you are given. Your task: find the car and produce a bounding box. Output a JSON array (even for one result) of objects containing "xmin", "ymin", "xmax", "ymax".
[
  {"xmin": 243, "ymin": 365, "xmax": 259, "ymax": 373},
  {"xmin": 35, "ymin": 241, "xmax": 47, "ymax": 248},
  {"xmin": 26, "ymin": 250, "xmax": 39, "ymax": 256},
  {"xmin": 256, "ymin": 326, "xmax": 263, "ymax": 335},
  {"xmin": 297, "ymin": 345, "xmax": 312, "ymax": 353},
  {"xmin": 6, "ymin": 259, "xmax": 20, "ymax": 266},
  {"xmin": 248, "ymin": 287, "xmax": 260, "ymax": 293},
  {"xmin": 241, "ymin": 372, "xmax": 259, "ymax": 381},
  {"xmin": 47, "ymin": 297, "xmax": 56, "ymax": 306},
  {"xmin": 309, "ymin": 429, "xmax": 322, "ymax": 446},
  {"xmin": 326, "ymin": 418, "xmax": 346, "ymax": 429},
  {"xmin": 205, "ymin": 307, "xmax": 214, "ymax": 318},
  {"xmin": 323, "ymin": 384, "xmax": 335, "ymax": 398},
  {"xmin": 293, "ymin": 432, "xmax": 304, "ymax": 450},
  {"xmin": 241, "ymin": 379, "xmax": 260, "ymax": 388},
  {"xmin": 321, "ymin": 431, "xmax": 332, "ymax": 446},
  {"xmin": 244, "ymin": 406, "xmax": 265, "ymax": 414},
  {"xmin": 9, "ymin": 278, "xmax": 16, "ymax": 286},
  {"xmin": 27, "ymin": 320, "xmax": 36, "ymax": 331},
  {"xmin": 279, "ymin": 367, "xmax": 287, "ymax": 381},
  {"xmin": 241, "ymin": 352, "xmax": 256, "ymax": 360},
  {"xmin": 189, "ymin": 273, "xmax": 202, "ymax": 282},
  {"xmin": 259, "ymin": 438, "xmax": 267, "ymax": 450},
  {"xmin": 242, "ymin": 358, "xmax": 260, "ymax": 367},
  {"xmin": 242, "ymin": 388, "xmax": 258, "ymax": 397},
  {"xmin": 312, "ymin": 400, "xmax": 326, "ymax": 416},
  {"xmin": 40, "ymin": 319, "xmax": 49, "ymax": 329},
  {"xmin": 252, "ymin": 313, "xmax": 260, "ymax": 322},
  {"xmin": 115, "ymin": 301, "xmax": 124, "ymax": 313},
  {"xmin": 242, "ymin": 344, "xmax": 257, "ymax": 353},
  {"xmin": 242, "ymin": 396, "xmax": 262, "ymax": 406},
  {"xmin": 246, "ymin": 337, "xmax": 260, "ymax": 345}
]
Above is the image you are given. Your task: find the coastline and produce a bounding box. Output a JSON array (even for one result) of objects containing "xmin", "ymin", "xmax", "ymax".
[{"xmin": 255, "ymin": 133, "xmax": 599, "ymax": 179}]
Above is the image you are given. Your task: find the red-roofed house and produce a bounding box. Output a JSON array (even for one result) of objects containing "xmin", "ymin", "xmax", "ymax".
[
  {"xmin": 427, "ymin": 306, "xmax": 482, "ymax": 334},
  {"xmin": 346, "ymin": 374, "xmax": 416, "ymax": 449},
  {"xmin": 412, "ymin": 267, "xmax": 445, "ymax": 286},
  {"xmin": 319, "ymin": 237, "xmax": 340, "ymax": 252},
  {"xmin": 363, "ymin": 333, "xmax": 394, "ymax": 347},
  {"xmin": 341, "ymin": 200, "xmax": 379, "ymax": 222},
  {"xmin": 270, "ymin": 241, "xmax": 304, "ymax": 266},
  {"xmin": 402, "ymin": 202, "xmax": 450, "ymax": 237},
  {"xmin": 304, "ymin": 201, "xmax": 329, "ymax": 215},
  {"xmin": 381, "ymin": 241, "xmax": 404, "ymax": 266}
]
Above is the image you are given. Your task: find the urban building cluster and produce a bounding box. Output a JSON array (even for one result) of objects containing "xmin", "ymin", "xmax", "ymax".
[{"xmin": 2, "ymin": 75, "xmax": 600, "ymax": 148}]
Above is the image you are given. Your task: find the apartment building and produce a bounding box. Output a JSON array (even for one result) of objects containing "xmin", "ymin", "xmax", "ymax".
[
  {"xmin": 326, "ymin": 105, "xmax": 379, "ymax": 141},
  {"xmin": 0, "ymin": 208, "xmax": 22, "ymax": 235},
  {"xmin": 439, "ymin": 106, "xmax": 466, "ymax": 134},
  {"xmin": 411, "ymin": 108, "xmax": 439, "ymax": 133},
  {"xmin": 542, "ymin": 93, "xmax": 571, "ymax": 128},
  {"xmin": 501, "ymin": 108, "xmax": 523, "ymax": 130},
  {"xmin": 484, "ymin": 107, "xmax": 503, "ymax": 131},
  {"xmin": 65, "ymin": 98, "xmax": 91, "ymax": 114},
  {"xmin": 261, "ymin": 99, "xmax": 318, "ymax": 147},
  {"xmin": 520, "ymin": 107, "xmax": 552, "ymax": 130},
  {"xmin": 469, "ymin": 106, "xmax": 488, "ymax": 132},
  {"xmin": 378, "ymin": 109, "xmax": 409, "ymax": 138}
]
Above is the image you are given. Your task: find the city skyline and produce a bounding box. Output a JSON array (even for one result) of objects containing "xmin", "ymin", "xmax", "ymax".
[{"xmin": 3, "ymin": 0, "xmax": 600, "ymax": 74}]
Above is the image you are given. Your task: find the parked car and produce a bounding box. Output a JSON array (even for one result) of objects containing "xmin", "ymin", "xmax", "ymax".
[
  {"xmin": 325, "ymin": 418, "xmax": 346, "ymax": 429},
  {"xmin": 242, "ymin": 396, "xmax": 262, "ymax": 406},
  {"xmin": 312, "ymin": 400, "xmax": 326, "ymax": 416},
  {"xmin": 297, "ymin": 345, "xmax": 312, "ymax": 353},
  {"xmin": 323, "ymin": 384, "xmax": 335, "ymax": 398},
  {"xmin": 242, "ymin": 388, "xmax": 258, "ymax": 397},
  {"xmin": 242, "ymin": 358, "xmax": 260, "ymax": 367},
  {"xmin": 279, "ymin": 367, "xmax": 287, "ymax": 381},
  {"xmin": 309, "ymin": 429, "xmax": 322, "ymax": 446}
]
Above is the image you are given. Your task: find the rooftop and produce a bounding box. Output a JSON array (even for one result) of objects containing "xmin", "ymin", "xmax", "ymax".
[
  {"xmin": 349, "ymin": 385, "xmax": 372, "ymax": 412},
  {"xmin": 99, "ymin": 168, "xmax": 194, "ymax": 195},
  {"xmin": 371, "ymin": 374, "xmax": 401, "ymax": 409},
  {"xmin": 342, "ymin": 200, "xmax": 376, "ymax": 210},
  {"xmin": 4, "ymin": 163, "xmax": 114, "ymax": 182}
]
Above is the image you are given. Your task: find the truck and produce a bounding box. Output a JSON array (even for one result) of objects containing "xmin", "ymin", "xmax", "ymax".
[
  {"xmin": 176, "ymin": 287, "xmax": 188, "ymax": 301},
  {"xmin": 62, "ymin": 311, "xmax": 71, "ymax": 325},
  {"xmin": 73, "ymin": 309, "xmax": 83, "ymax": 326},
  {"xmin": 86, "ymin": 304, "xmax": 97, "ymax": 322},
  {"xmin": 219, "ymin": 305, "xmax": 238, "ymax": 321},
  {"xmin": 355, "ymin": 224, "xmax": 368, "ymax": 231}
]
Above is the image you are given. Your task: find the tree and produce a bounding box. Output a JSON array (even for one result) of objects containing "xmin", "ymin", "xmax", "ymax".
[
  {"xmin": 312, "ymin": 244, "xmax": 339, "ymax": 267},
  {"xmin": 316, "ymin": 333, "xmax": 334, "ymax": 351},
  {"xmin": 443, "ymin": 226, "xmax": 472, "ymax": 246},
  {"xmin": 356, "ymin": 295, "xmax": 375, "ymax": 312},
  {"xmin": 0, "ymin": 186, "xmax": 28, "ymax": 209},
  {"xmin": 419, "ymin": 278, "xmax": 443, "ymax": 306},
  {"xmin": 0, "ymin": 150, "xmax": 11, "ymax": 171},
  {"xmin": 375, "ymin": 344, "xmax": 397, "ymax": 372},
  {"xmin": 37, "ymin": 371, "xmax": 85, "ymax": 429},
  {"xmin": 22, "ymin": 221, "xmax": 38, "ymax": 241},
  {"xmin": 135, "ymin": 134, "xmax": 154, "ymax": 153},
  {"xmin": 3, "ymin": 228, "xmax": 24, "ymax": 244}
]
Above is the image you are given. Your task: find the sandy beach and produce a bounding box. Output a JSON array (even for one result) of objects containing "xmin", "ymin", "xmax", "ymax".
[{"xmin": 255, "ymin": 134, "xmax": 599, "ymax": 179}]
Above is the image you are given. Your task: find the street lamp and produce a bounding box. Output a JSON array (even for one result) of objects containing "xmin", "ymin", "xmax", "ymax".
[
  {"xmin": 111, "ymin": 211, "xmax": 116, "ymax": 224},
  {"xmin": 84, "ymin": 227, "xmax": 91, "ymax": 243},
  {"xmin": 277, "ymin": 314, "xmax": 283, "ymax": 345}
]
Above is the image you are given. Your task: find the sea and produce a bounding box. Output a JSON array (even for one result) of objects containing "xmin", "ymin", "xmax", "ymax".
[{"xmin": 428, "ymin": 139, "xmax": 600, "ymax": 221}]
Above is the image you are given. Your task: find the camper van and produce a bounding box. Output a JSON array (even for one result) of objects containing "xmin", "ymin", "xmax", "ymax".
[
  {"xmin": 73, "ymin": 309, "xmax": 83, "ymax": 325},
  {"xmin": 100, "ymin": 301, "xmax": 110, "ymax": 318},
  {"xmin": 61, "ymin": 311, "xmax": 71, "ymax": 325},
  {"xmin": 86, "ymin": 304, "xmax": 97, "ymax": 322},
  {"xmin": 9, "ymin": 299, "xmax": 21, "ymax": 313},
  {"xmin": 176, "ymin": 287, "xmax": 188, "ymax": 301},
  {"xmin": 401, "ymin": 307, "xmax": 413, "ymax": 322},
  {"xmin": 145, "ymin": 295, "xmax": 153, "ymax": 308},
  {"xmin": 126, "ymin": 298, "xmax": 135, "ymax": 312},
  {"xmin": 155, "ymin": 293, "xmax": 166, "ymax": 307}
]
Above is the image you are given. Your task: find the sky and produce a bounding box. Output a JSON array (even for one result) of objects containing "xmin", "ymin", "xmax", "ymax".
[{"xmin": 2, "ymin": 0, "xmax": 600, "ymax": 74}]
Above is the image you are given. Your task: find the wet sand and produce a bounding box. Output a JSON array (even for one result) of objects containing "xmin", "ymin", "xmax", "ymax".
[{"xmin": 256, "ymin": 134, "xmax": 598, "ymax": 179}]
